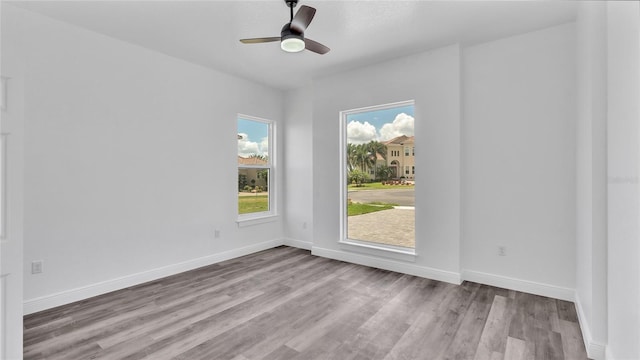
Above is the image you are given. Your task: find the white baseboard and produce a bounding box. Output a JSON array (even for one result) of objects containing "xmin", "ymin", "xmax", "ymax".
[
  {"xmin": 23, "ymin": 238, "xmax": 285, "ymax": 315},
  {"xmin": 574, "ymin": 294, "xmax": 607, "ymax": 360},
  {"xmin": 283, "ymin": 238, "xmax": 313, "ymax": 250},
  {"xmin": 311, "ymin": 246, "xmax": 461, "ymax": 285},
  {"xmin": 461, "ymin": 269, "xmax": 575, "ymax": 302}
]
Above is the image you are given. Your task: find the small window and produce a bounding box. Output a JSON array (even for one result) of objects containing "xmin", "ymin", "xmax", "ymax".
[
  {"xmin": 404, "ymin": 147, "xmax": 410, "ymax": 156},
  {"xmin": 412, "ymin": 166, "xmax": 415, "ymax": 175},
  {"xmin": 238, "ymin": 116, "xmax": 274, "ymax": 217},
  {"xmin": 405, "ymin": 166, "xmax": 410, "ymax": 175}
]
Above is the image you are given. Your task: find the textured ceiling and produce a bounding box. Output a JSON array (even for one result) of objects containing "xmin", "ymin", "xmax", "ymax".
[{"xmin": 8, "ymin": 0, "xmax": 578, "ymax": 90}]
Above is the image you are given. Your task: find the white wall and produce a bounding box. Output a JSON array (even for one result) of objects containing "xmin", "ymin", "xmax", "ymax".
[
  {"xmin": 282, "ymin": 23, "xmax": 579, "ymax": 298},
  {"xmin": 1, "ymin": 4, "xmax": 26, "ymax": 357},
  {"xmin": 3, "ymin": 5, "xmax": 285, "ymax": 314},
  {"xmin": 575, "ymin": 2, "xmax": 608, "ymax": 358},
  {"xmin": 308, "ymin": 45, "xmax": 462, "ymax": 282},
  {"xmin": 606, "ymin": 2, "xmax": 640, "ymax": 359},
  {"xmin": 461, "ymin": 23, "xmax": 577, "ymax": 297},
  {"xmin": 283, "ymin": 84, "xmax": 313, "ymax": 249}
]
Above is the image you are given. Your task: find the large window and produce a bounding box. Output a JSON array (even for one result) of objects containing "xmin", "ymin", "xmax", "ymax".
[
  {"xmin": 237, "ymin": 115, "xmax": 274, "ymax": 217},
  {"xmin": 341, "ymin": 101, "xmax": 415, "ymax": 250}
]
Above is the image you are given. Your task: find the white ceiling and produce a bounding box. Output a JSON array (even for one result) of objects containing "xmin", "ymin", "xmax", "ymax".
[{"xmin": 9, "ymin": 0, "xmax": 578, "ymax": 90}]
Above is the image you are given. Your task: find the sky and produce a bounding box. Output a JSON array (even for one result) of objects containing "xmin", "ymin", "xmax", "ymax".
[
  {"xmin": 237, "ymin": 105, "xmax": 415, "ymax": 157},
  {"xmin": 238, "ymin": 118, "xmax": 269, "ymax": 157},
  {"xmin": 346, "ymin": 104, "xmax": 415, "ymax": 144}
]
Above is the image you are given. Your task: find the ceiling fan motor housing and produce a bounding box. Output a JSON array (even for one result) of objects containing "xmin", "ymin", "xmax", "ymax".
[
  {"xmin": 285, "ymin": 0, "xmax": 299, "ymax": 8},
  {"xmin": 280, "ymin": 23, "xmax": 305, "ymax": 52},
  {"xmin": 281, "ymin": 23, "xmax": 303, "ymax": 41}
]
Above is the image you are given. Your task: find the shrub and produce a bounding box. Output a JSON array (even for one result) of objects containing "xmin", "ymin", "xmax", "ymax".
[{"xmin": 238, "ymin": 174, "xmax": 248, "ymax": 191}]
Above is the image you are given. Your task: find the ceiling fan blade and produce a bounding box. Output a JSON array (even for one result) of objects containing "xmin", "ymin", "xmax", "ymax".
[
  {"xmin": 290, "ymin": 5, "xmax": 316, "ymax": 33},
  {"xmin": 304, "ymin": 38, "xmax": 330, "ymax": 54},
  {"xmin": 240, "ymin": 37, "xmax": 280, "ymax": 44}
]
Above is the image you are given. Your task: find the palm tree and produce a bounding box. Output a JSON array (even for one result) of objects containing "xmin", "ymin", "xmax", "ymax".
[
  {"xmin": 248, "ymin": 153, "xmax": 267, "ymax": 161},
  {"xmin": 365, "ymin": 141, "xmax": 387, "ymax": 180},
  {"xmin": 376, "ymin": 164, "xmax": 393, "ymax": 181},
  {"xmin": 346, "ymin": 143, "xmax": 358, "ymax": 171},
  {"xmin": 366, "ymin": 141, "xmax": 387, "ymax": 162},
  {"xmin": 347, "ymin": 142, "xmax": 384, "ymax": 179},
  {"xmin": 354, "ymin": 144, "xmax": 374, "ymax": 173}
]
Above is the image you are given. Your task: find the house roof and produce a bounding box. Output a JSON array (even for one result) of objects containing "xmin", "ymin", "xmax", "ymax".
[
  {"xmin": 238, "ymin": 156, "xmax": 267, "ymax": 165},
  {"xmin": 383, "ymin": 135, "xmax": 415, "ymax": 145}
]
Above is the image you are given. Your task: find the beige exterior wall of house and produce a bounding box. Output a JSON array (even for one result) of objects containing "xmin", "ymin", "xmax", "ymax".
[
  {"xmin": 383, "ymin": 135, "xmax": 415, "ymax": 180},
  {"xmin": 238, "ymin": 156, "xmax": 268, "ymax": 190}
]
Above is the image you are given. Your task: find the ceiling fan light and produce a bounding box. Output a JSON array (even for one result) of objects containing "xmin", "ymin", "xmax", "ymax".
[{"xmin": 281, "ymin": 37, "xmax": 305, "ymax": 53}]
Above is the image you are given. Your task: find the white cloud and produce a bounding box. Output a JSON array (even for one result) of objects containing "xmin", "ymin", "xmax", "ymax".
[
  {"xmin": 260, "ymin": 137, "xmax": 269, "ymax": 154},
  {"xmin": 237, "ymin": 133, "xmax": 261, "ymax": 157},
  {"xmin": 379, "ymin": 113, "xmax": 414, "ymax": 141},
  {"xmin": 347, "ymin": 120, "xmax": 377, "ymax": 144}
]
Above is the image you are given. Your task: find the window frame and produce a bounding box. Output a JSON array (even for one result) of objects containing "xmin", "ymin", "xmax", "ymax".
[
  {"xmin": 339, "ymin": 100, "xmax": 416, "ymax": 257},
  {"xmin": 237, "ymin": 114, "xmax": 277, "ymax": 225}
]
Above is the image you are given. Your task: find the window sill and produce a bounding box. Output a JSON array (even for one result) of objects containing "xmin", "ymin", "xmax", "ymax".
[
  {"xmin": 338, "ymin": 239, "xmax": 416, "ymax": 262},
  {"xmin": 236, "ymin": 214, "xmax": 279, "ymax": 228}
]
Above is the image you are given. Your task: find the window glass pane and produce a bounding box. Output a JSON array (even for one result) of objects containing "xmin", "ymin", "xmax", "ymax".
[
  {"xmin": 238, "ymin": 168, "xmax": 269, "ymax": 214},
  {"xmin": 345, "ymin": 102, "xmax": 415, "ymax": 249},
  {"xmin": 237, "ymin": 118, "xmax": 269, "ymax": 164}
]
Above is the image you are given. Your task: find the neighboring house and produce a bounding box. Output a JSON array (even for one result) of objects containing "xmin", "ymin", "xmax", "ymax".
[
  {"xmin": 238, "ymin": 156, "xmax": 268, "ymax": 189},
  {"xmin": 383, "ymin": 135, "xmax": 415, "ymax": 180}
]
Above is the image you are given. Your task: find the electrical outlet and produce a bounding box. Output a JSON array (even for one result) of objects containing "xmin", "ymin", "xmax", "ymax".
[
  {"xmin": 498, "ymin": 246, "xmax": 507, "ymax": 257},
  {"xmin": 214, "ymin": 229, "xmax": 220, "ymax": 238},
  {"xmin": 31, "ymin": 260, "xmax": 43, "ymax": 274}
]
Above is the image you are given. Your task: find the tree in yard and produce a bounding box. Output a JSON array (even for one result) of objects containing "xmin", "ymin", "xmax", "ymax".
[
  {"xmin": 348, "ymin": 169, "xmax": 369, "ymax": 186},
  {"xmin": 366, "ymin": 141, "xmax": 387, "ymax": 162},
  {"xmin": 257, "ymin": 169, "xmax": 269, "ymax": 190},
  {"xmin": 365, "ymin": 141, "xmax": 387, "ymax": 180},
  {"xmin": 238, "ymin": 174, "xmax": 248, "ymax": 191},
  {"xmin": 376, "ymin": 164, "xmax": 393, "ymax": 181},
  {"xmin": 346, "ymin": 143, "xmax": 358, "ymax": 172},
  {"xmin": 248, "ymin": 153, "xmax": 268, "ymax": 161},
  {"xmin": 347, "ymin": 142, "xmax": 387, "ymax": 178}
]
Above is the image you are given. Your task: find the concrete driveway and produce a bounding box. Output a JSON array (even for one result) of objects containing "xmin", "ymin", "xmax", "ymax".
[
  {"xmin": 347, "ymin": 188, "xmax": 415, "ymax": 206},
  {"xmin": 348, "ymin": 208, "xmax": 415, "ymax": 248}
]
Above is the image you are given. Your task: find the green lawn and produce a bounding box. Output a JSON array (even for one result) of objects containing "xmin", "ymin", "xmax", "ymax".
[
  {"xmin": 238, "ymin": 195, "xmax": 268, "ymax": 214},
  {"xmin": 348, "ymin": 202, "xmax": 395, "ymax": 216},
  {"xmin": 348, "ymin": 181, "xmax": 414, "ymax": 190}
]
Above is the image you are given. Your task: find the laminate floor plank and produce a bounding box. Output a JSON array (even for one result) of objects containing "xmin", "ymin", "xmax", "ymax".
[
  {"xmin": 24, "ymin": 246, "xmax": 589, "ymax": 360},
  {"xmin": 474, "ymin": 294, "xmax": 517, "ymax": 360},
  {"xmin": 558, "ymin": 319, "xmax": 589, "ymax": 360},
  {"xmin": 504, "ymin": 336, "xmax": 527, "ymax": 360}
]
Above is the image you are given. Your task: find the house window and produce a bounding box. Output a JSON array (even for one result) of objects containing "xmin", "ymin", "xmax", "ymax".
[
  {"xmin": 342, "ymin": 100, "xmax": 415, "ymax": 251},
  {"xmin": 412, "ymin": 166, "xmax": 415, "ymax": 175},
  {"xmin": 238, "ymin": 115, "xmax": 274, "ymax": 217}
]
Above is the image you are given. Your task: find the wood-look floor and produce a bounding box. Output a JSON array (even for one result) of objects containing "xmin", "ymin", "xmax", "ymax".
[{"xmin": 24, "ymin": 246, "xmax": 589, "ymax": 360}]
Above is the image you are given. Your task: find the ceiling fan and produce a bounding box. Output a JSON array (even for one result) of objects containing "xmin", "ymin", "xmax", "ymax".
[{"xmin": 240, "ymin": 0, "xmax": 330, "ymax": 55}]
